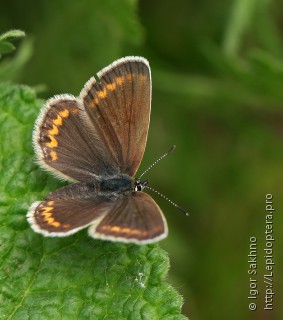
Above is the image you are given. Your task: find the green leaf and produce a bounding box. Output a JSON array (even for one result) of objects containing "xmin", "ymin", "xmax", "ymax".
[
  {"xmin": 0, "ymin": 82, "xmax": 187, "ymax": 320},
  {"xmin": 0, "ymin": 41, "xmax": 16, "ymax": 56},
  {"xmin": 0, "ymin": 39, "xmax": 33, "ymax": 82},
  {"xmin": 222, "ymin": 0, "xmax": 257, "ymax": 57},
  {"xmin": 0, "ymin": 30, "xmax": 26, "ymax": 57},
  {"xmin": 0, "ymin": 30, "xmax": 26, "ymax": 41},
  {"xmin": 0, "ymin": 29, "xmax": 30, "ymax": 81}
]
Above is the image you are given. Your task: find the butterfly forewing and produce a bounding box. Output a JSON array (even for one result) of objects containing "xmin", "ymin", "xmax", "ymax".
[
  {"xmin": 81, "ymin": 57, "xmax": 151, "ymax": 176},
  {"xmin": 33, "ymin": 96, "xmax": 117, "ymax": 182}
]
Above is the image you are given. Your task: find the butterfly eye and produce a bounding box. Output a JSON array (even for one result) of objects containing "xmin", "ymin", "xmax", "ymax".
[
  {"xmin": 135, "ymin": 185, "xmax": 141, "ymax": 192},
  {"xmin": 134, "ymin": 179, "xmax": 141, "ymax": 192}
]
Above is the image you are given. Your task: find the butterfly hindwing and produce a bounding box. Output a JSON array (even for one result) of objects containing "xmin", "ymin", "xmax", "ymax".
[
  {"xmin": 88, "ymin": 192, "xmax": 168, "ymax": 244},
  {"xmin": 27, "ymin": 197, "xmax": 113, "ymax": 237}
]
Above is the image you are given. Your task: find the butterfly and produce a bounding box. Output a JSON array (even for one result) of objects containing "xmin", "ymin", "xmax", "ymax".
[{"xmin": 27, "ymin": 57, "xmax": 168, "ymax": 245}]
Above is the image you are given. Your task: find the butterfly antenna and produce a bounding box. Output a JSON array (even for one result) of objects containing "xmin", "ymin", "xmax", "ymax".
[
  {"xmin": 144, "ymin": 185, "xmax": 189, "ymax": 216},
  {"xmin": 139, "ymin": 145, "xmax": 176, "ymax": 179}
]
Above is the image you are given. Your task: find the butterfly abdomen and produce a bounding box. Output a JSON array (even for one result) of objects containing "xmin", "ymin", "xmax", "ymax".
[{"xmin": 45, "ymin": 182, "xmax": 99, "ymax": 200}]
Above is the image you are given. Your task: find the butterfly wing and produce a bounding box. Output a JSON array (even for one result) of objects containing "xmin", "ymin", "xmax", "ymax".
[
  {"xmin": 80, "ymin": 57, "xmax": 151, "ymax": 176},
  {"xmin": 27, "ymin": 197, "xmax": 114, "ymax": 237},
  {"xmin": 34, "ymin": 57, "xmax": 151, "ymax": 182},
  {"xmin": 88, "ymin": 192, "xmax": 168, "ymax": 244},
  {"xmin": 33, "ymin": 95, "xmax": 119, "ymax": 182}
]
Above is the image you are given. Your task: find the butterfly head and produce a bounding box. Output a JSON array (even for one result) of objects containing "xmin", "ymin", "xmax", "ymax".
[{"xmin": 134, "ymin": 178, "xmax": 149, "ymax": 192}]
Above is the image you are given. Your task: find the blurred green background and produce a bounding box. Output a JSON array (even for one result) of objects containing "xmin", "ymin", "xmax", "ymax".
[{"xmin": 1, "ymin": 0, "xmax": 282, "ymax": 319}]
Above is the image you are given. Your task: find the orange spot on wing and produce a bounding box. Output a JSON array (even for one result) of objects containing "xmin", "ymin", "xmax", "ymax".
[
  {"xmin": 106, "ymin": 83, "xmax": 116, "ymax": 91},
  {"xmin": 51, "ymin": 221, "xmax": 61, "ymax": 227},
  {"xmin": 42, "ymin": 206, "xmax": 53, "ymax": 214},
  {"xmin": 92, "ymin": 98, "xmax": 100, "ymax": 108},
  {"xmin": 48, "ymin": 125, "xmax": 59, "ymax": 135},
  {"xmin": 127, "ymin": 74, "xmax": 133, "ymax": 81},
  {"xmin": 71, "ymin": 108, "xmax": 79, "ymax": 115},
  {"xmin": 139, "ymin": 74, "xmax": 147, "ymax": 81},
  {"xmin": 59, "ymin": 109, "xmax": 70, "ymax": 118},
  {"xmin": 44, "ymin": 217, "xmax": 61, "ymax": 228},
  {"xmin": 101, "ymin": 225, "xmax": 146, "ymax": 236},
  {"xmin": 50, "ymin": 150, "xmax": 58, "ymax": 161},
  {"xmin": 53, "ymin": 115, "xmax": 63, "ymax": 126},
  {"xmin": 45, "ymin": 217, "xmax": 55, "ymax": 224},
  {"xmin": 40, "ymin": 204, "xmax": 61, "ymax": 228},
  {"xmin": 97, "ymin": 88, "xmax": 107, "ymax": 99},
  {"xmin": 116, "ymin": 77, "xmax": 125, "ymax": 86},
  {"xmin": 42, "ymin": 212, "xmax": 52, "ymax": 218},
  {"xmin": 46, "ymin": 135, "xmax": 58, "ymax": 148}
]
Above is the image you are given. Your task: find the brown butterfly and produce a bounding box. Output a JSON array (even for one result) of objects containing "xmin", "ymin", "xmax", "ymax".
[{"xmin": 27, "ymin": 57, "xmax": 169, "ymax": 245}]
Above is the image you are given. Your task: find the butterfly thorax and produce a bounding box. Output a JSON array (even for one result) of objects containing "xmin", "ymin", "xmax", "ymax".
[
  {"xmin": 100, "ymin": 174, "xmax": 134, "ymax": 193},
  {"xmin": 99, "ymin": 175, "xmax": 148, "ymax": 194}
]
